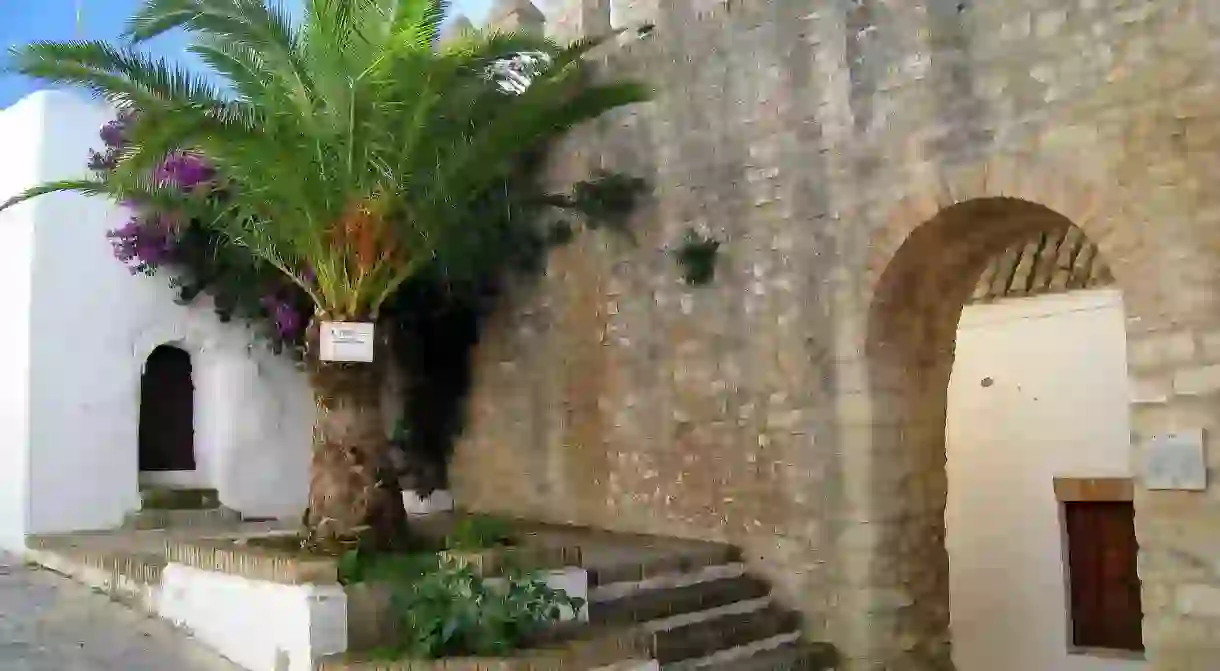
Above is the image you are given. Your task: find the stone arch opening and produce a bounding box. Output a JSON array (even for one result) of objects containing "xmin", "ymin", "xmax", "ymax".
[
  {"xmin": 860, "ymin": 197, "xmax": 1134, "ymax": 669},
  {"xmin": 138, "ymin": 344, "xmax": 196, "ymax": 474}
]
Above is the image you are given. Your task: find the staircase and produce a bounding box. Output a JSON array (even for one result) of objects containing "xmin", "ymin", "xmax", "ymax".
[
  {"xmin": 582, "ymin": 546, "xmax": 836, "ymax": 670},
  {"xmin": 322, "ymin": 533, "xmax": 836, "ymax": 670},
  {"xmin": 123, "ymin": 486, "xmax": 242, "ymax": 530},
  {"xmin": 31, "ymin": 506, "xmax": 833, "ymax": 670}
]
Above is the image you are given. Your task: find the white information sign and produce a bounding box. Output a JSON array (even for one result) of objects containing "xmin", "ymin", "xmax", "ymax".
[
  {"xmin": 319, "ymin": 321, "xmax": 375, "ymax": 363},
  {"xmin": 1144, "ymin": 429, "xmax": 1208, "ymax": 491}
]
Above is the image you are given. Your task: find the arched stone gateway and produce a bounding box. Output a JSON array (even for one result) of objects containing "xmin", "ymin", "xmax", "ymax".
[
  {"xmin": 842, "ymin": 159, "xmax": 1203, "ymax": 669},
  {"xmin": 451, "ymin": 4, "xmax": 1220, "ymax": 669}
]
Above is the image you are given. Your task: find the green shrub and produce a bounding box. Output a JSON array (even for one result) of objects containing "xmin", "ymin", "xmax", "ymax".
[
  {"xmin": 337, "ymin": 549, "xmax": 437, "ymax": 586},
  {"xmin": 391, "ymin": 559, "xmax": 583, "ymax": 658},
  {"xmin": 341, "ymin": 550, "xmax": 584, "ymax": 659},
  {"xmin": 445, "ymin": 516, "xmax": 516, "ymax": 551}
]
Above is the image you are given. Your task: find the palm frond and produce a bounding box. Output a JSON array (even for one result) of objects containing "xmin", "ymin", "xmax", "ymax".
[
  {"xmin": 127, "ymin": 0, "xmax": 298, "ymax": 51},
  {"xmin": 392, "ymin": 0, "xmax": 448, "ymax": 44},
  {"xmin": 188, "ymin": 38, "xmax": 286, "ymax": 104},
  {"xmin": 0, "ymin": 174, "xmax": 210, "ymax": 218},
  {"xmin": 8, "ymin": 40, "xmax": 226, "ymax": 109},
  {"xmin": 127, "ymin": 0, "xmax": 315, "ymax": 116},
  {"xmin": 0, "ymin": 180, "xmax": 116, "ymax": 213}
]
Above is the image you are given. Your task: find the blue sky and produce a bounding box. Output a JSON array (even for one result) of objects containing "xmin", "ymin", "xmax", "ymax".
[{"xmin": 0, "ymin": 0, "xmax": 494, "ymax": 108}]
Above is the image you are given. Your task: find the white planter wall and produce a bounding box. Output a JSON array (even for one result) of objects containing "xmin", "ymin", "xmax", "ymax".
[
  {"xmin": 157, "ymin": 564, "xmax": 347, "ymax": 671},
  {"xmin": 155, "ymin": 563, "xmax": 586, "ymax": 671}
]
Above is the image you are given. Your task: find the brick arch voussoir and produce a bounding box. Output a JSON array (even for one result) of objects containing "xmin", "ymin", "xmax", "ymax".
[{"xmin": 864, "ymin": 153, "xmax": 1153, "ymax": 325}]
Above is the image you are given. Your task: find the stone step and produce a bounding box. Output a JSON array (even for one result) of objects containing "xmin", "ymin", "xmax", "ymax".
[
  {"xmin": 591, "ymin": 572, "xmax": 772, "ymax": 627},
  {"xmin": 646, "ymin": 602, "xmax": 802, "ymax": 666},
  {"xmin": 593, "ymin": 661, "xmax": 660, "ymax": 671},
  {"xmin": 587, "ymin": 545, "xmax": 741, "ymax": 589},
  {"xmin": 140, "ymin": 487, "xmax": 221, "ymax": 511},
  {"xmin": 675, "ymin": 641, "xmax": 839, "ymax": 671},
  {"xmin": 123, "ymin": 506, "xmax": 242, "ymax": 530},
  {"xmin": 591, "ymin": 563, "xmax": 748, "ymax": 601},
  {"xmin": 308, "ymin": 532, "xmax": 825, "ymax": 670}
]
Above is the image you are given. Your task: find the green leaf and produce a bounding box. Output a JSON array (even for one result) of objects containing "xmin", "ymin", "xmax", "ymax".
[{"xmin": 336, "ymin": 548, "xmax": 363, "ymax": 583}]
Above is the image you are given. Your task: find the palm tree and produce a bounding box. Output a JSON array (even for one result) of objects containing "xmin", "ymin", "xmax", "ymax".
[{"xmin": 2, "ymin": 0, "xmax": 648, "ymax": 549}]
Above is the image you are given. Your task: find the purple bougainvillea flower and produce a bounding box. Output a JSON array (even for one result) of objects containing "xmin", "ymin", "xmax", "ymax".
[
  {"xmin": 99, "ymin": 120, "xmax": 126, "ymax": 148},
  {"xmin": 134, "ymin": 230, "xmax": 173, "ymax": 265},
  {"xmin": 88, "ymin": 150, "xmax": 116, "ymax": 172},
  {"xmin": 88, "ymin": 154, "xmax": 108, "ymax": 172},
  {"xmin": 107, "ymin": 219, "xmax": 150, "ymax": 275},
  {"xmin": 155, "ymin": 152, "xmax": 215, "ymax": 190},
  {"xmin": 277, "ymin": 307, "xmax": 303, "ymax": 338},
  {"xmin": 107, "ymin": 218, "xmax": 141, "ymax": 265},
  {"xmin": 107, "ymin": 215, "xmax": 176, "ymax": 273},
  {"xmin": 261, "ymin": 294, "xmax": 303, "ymax": 339}
]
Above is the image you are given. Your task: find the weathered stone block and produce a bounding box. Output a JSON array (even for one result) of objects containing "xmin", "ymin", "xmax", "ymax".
[
  {"xmin": 1131, "ymin": 373, "xmax": 1173, "ymax": 405},
  {"xmin": 1130, "ymin": 331, "xmax": 1197, "ymax": 371},
  {"xmin": 1175, "ymin": 365, "xmax": 1220, "ymax": 396}
]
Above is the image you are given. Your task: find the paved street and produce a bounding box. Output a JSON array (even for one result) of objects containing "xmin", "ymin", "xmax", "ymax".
[{"xmin": 0, "ymin": 552, "xmax": 240, "ymax": 671}]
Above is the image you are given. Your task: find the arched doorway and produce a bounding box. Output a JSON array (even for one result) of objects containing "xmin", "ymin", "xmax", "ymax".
[
  {"xmin": 853, "ymin": 196, "xmax": 1144, "ymax": 669},
  {"xmin": 138, "ymin": 345, "xmax": 196, "ymax": 475}
]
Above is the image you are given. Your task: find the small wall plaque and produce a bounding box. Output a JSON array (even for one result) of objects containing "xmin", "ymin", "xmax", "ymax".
[
  {"xmin": 1144, "ymin": 429, "xmax": 1208, "ymax": 491},
  {"xmin": 319, "ymin": 322, "xmax": 375, "ymax": 363}
]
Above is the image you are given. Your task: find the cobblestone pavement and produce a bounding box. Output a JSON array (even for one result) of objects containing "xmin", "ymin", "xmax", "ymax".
[{"xmin": 0, "ymin": 551, "xmax": 241, "ymax": 671}]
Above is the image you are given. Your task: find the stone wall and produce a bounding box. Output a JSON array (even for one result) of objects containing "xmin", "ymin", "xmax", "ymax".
[{"xmin": 456, "ymin": 1, "xmax": 1220, "ymax": 668}]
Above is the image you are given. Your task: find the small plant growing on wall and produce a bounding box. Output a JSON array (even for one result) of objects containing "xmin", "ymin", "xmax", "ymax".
[{"xmin": 674, "ymin": 229, "xmax": 721, "ymax": 286}]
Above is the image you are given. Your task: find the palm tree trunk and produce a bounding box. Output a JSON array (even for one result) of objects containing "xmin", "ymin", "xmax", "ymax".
[{"xmin": 304, "ymin": 320, "xmax": 407, "ymax": 551}]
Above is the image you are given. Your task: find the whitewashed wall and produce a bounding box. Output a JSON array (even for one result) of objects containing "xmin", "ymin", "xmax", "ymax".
[
  {"xmin": 0, "ymin": 91, "xmax": 313, "ymax": 547},
  {"xmin": 0, "ymin": 94, "xmax": 44, "ymax": 551},
  {"xmin": 157, "ymin": 563, "xmax": 347, "ymax": 671},
  {"xmin": 946, "ymin": 289, "xmax": 1144, "ymax": 671}
]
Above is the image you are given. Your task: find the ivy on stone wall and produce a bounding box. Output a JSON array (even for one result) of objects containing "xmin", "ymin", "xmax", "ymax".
[{"xmin": 674, "ymin": 229, "xmax": 721, "ymax": 286}]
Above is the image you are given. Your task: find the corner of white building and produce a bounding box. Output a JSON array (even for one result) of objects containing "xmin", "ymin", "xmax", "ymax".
[{"xmin": 0, "ymin": 90, "xmax": 315, "ymax": 549}]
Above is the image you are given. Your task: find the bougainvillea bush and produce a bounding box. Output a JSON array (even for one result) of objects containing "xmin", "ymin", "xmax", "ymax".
[
  {"xmin": 96, "ymin": 111, "xmax": 312, "ymax": 354},
  {"xmin": 90, "ymin": 109, "xmax": 647, "ymax": 493}
]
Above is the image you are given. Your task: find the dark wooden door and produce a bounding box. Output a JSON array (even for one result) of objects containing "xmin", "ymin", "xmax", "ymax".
[
  {"xmin": 1064, "ymin": 501, "xmax": 1144, "ymax": 652},
  {"xmin": 138, "ymin": 346, "xmax": 196, "ymax": 472}
]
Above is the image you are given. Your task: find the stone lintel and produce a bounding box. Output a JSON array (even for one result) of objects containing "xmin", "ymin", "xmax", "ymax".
[{"xmin": 1053, "ymin": 477, "xmax": 1134, "ymax": 503}]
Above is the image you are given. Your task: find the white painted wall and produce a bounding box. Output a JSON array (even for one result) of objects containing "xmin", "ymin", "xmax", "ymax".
[
  {"xmin": 157, "ymin": 563, "xmax": 347, "ymax": 671},
  {"xmin": 0, "ymin": 95, "xmax": 44, "ymax": 551},
  {"xmin": 0, "ymin": 91, "xmax": 314, "ymax": 545},
  {"xmin": 946, "ymin": 289, "xmax": 1144, "ymax": 671}
]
